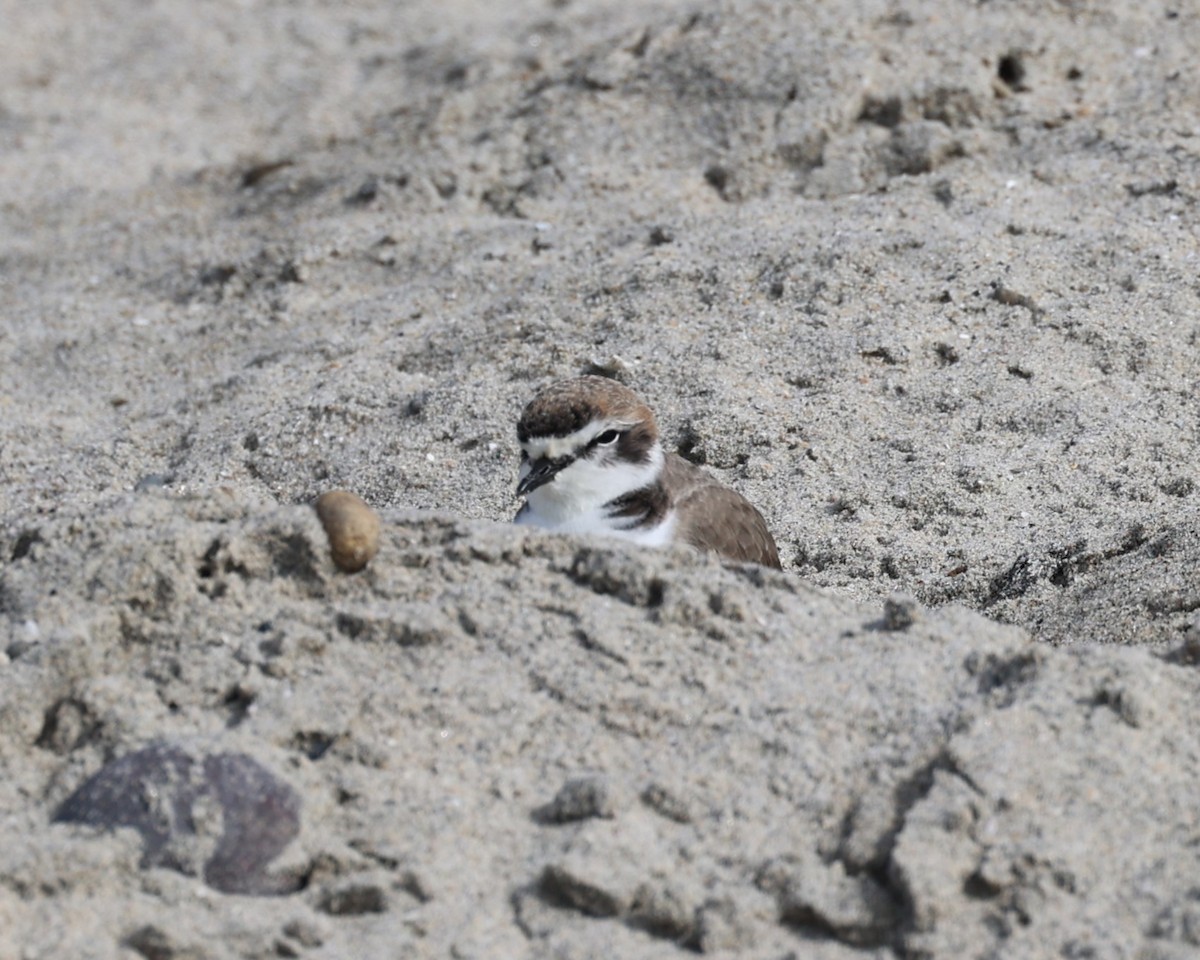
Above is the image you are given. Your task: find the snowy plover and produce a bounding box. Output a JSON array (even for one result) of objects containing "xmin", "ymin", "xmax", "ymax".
[{"xmin": 514, "ymin": 376, "xmax": 781, "ymax": 568}]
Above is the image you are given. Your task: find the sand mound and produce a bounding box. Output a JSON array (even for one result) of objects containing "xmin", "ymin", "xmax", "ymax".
[{"xmin": 2, "ymin": 0, "xmax": 1199, "ymax": 955}]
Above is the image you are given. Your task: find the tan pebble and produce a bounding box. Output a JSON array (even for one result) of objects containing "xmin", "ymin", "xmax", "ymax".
[{"xmin": 314, "ymin": 491, "xmax": 380, "ymax": 573}]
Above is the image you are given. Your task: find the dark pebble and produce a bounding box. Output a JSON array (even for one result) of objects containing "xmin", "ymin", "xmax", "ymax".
[{"xmin": 54, "ymin": 741, "xmax": 302, "ymax": 895}]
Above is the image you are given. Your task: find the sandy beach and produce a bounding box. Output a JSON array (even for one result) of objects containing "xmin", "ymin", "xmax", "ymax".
[{"xmin": 2, "ymin": 1, "xmax": 1199, "ymax": 956}]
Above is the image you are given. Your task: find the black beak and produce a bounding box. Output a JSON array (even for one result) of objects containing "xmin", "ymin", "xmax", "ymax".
[{"xmin": 517, "ymin": 456, "xmax": 569, "ymax": 497}]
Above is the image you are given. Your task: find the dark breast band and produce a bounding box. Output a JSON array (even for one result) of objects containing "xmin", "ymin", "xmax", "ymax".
[{"xmin": 605, "ymin": 481, "xmax": 669, "ymax": 531}]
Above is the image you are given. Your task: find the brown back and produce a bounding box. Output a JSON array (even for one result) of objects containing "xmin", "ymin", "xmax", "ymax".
[{"xmin": 663, "ymin": 454, "xmax": 782, "ymax": 569}]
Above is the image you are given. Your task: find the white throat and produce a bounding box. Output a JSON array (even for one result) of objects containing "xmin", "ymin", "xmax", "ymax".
[{"xmin": 516, "ymin": 442, "xmax": 675, "ymax": 545}]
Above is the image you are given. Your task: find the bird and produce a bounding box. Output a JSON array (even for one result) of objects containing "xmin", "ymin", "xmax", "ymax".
[{"xmin": 513, "ymin": 375, "xmax": 782, "ymax": 568}]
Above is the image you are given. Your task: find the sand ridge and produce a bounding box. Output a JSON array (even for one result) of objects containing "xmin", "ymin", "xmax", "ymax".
[{"xmin": 2, "ymin": 1, "xmax": 1199, "ymax": 956}]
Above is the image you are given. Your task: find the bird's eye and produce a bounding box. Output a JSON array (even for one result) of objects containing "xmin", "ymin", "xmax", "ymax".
[
  {"xmin": 519, "ymin": 449, "xmax": 529, "ymax": 461},
  {"xmin": 595, "ymin": 429, "xmax": 621, "ymax": 445}
]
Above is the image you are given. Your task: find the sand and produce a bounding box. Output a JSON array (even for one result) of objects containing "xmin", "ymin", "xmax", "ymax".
[{"xmin": 2, "ymin": 0, "xmax": 1199, "ymax": 957}]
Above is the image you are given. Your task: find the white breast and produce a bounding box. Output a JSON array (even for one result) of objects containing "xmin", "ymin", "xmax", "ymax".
[
  {"xmin": 517, "ymin": 500, "xmax": 678, "ymax": 547},
  {"xmin": 515, "ymin": 442, "xmax": 675, "ymax": 547}
]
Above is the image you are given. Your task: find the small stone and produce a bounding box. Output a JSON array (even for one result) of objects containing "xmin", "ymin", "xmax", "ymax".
[
  {"xmin": 1172, "ymin": 613, "xmax": 1200, "ymax": 664},
  {"xmin": 640, "ymin": 782, "xmax": 694, "ymax": 824},
  {"xmin": 318, "ymin": 882, "xmax": 388, "ymax": 916},
  {"xmin": 123, "ymin": 924, "xmax": 177, "ymax": 960},
  {"xmin": 537, "ymin": 774, "xmax": 617, "ymax": 823},
  {"xmin": 883, "ymin": 592, "xmax": 920, "ymax": 631},
  {"xmin": 35, "ymin": 697, "xmax": 96, "ymax": 754},
  {"xmin": 647, "ymin": 225, "xmax": 674, "ymax": 246},
  {"xmin": 314, "ymin": 491, "xmax": 381, "ymax": 573}
]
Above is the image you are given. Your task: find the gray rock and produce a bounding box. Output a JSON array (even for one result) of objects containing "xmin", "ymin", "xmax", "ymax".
[
  {"xmin": 2, "ymin": 0, "xmax": 1200, "ymax": 955},
  {"xmin": 537, "ymin": 774, "xmax": 618, "ymax": 824},
  {"xmin": 54, "ymin": 742, "xmax": 302, "ymax": 896}
]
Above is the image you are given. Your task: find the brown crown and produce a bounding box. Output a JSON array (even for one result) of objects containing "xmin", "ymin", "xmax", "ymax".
[{"xmin": 517, "ymin": 376, "xmax": 657, "ymax": 442}]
